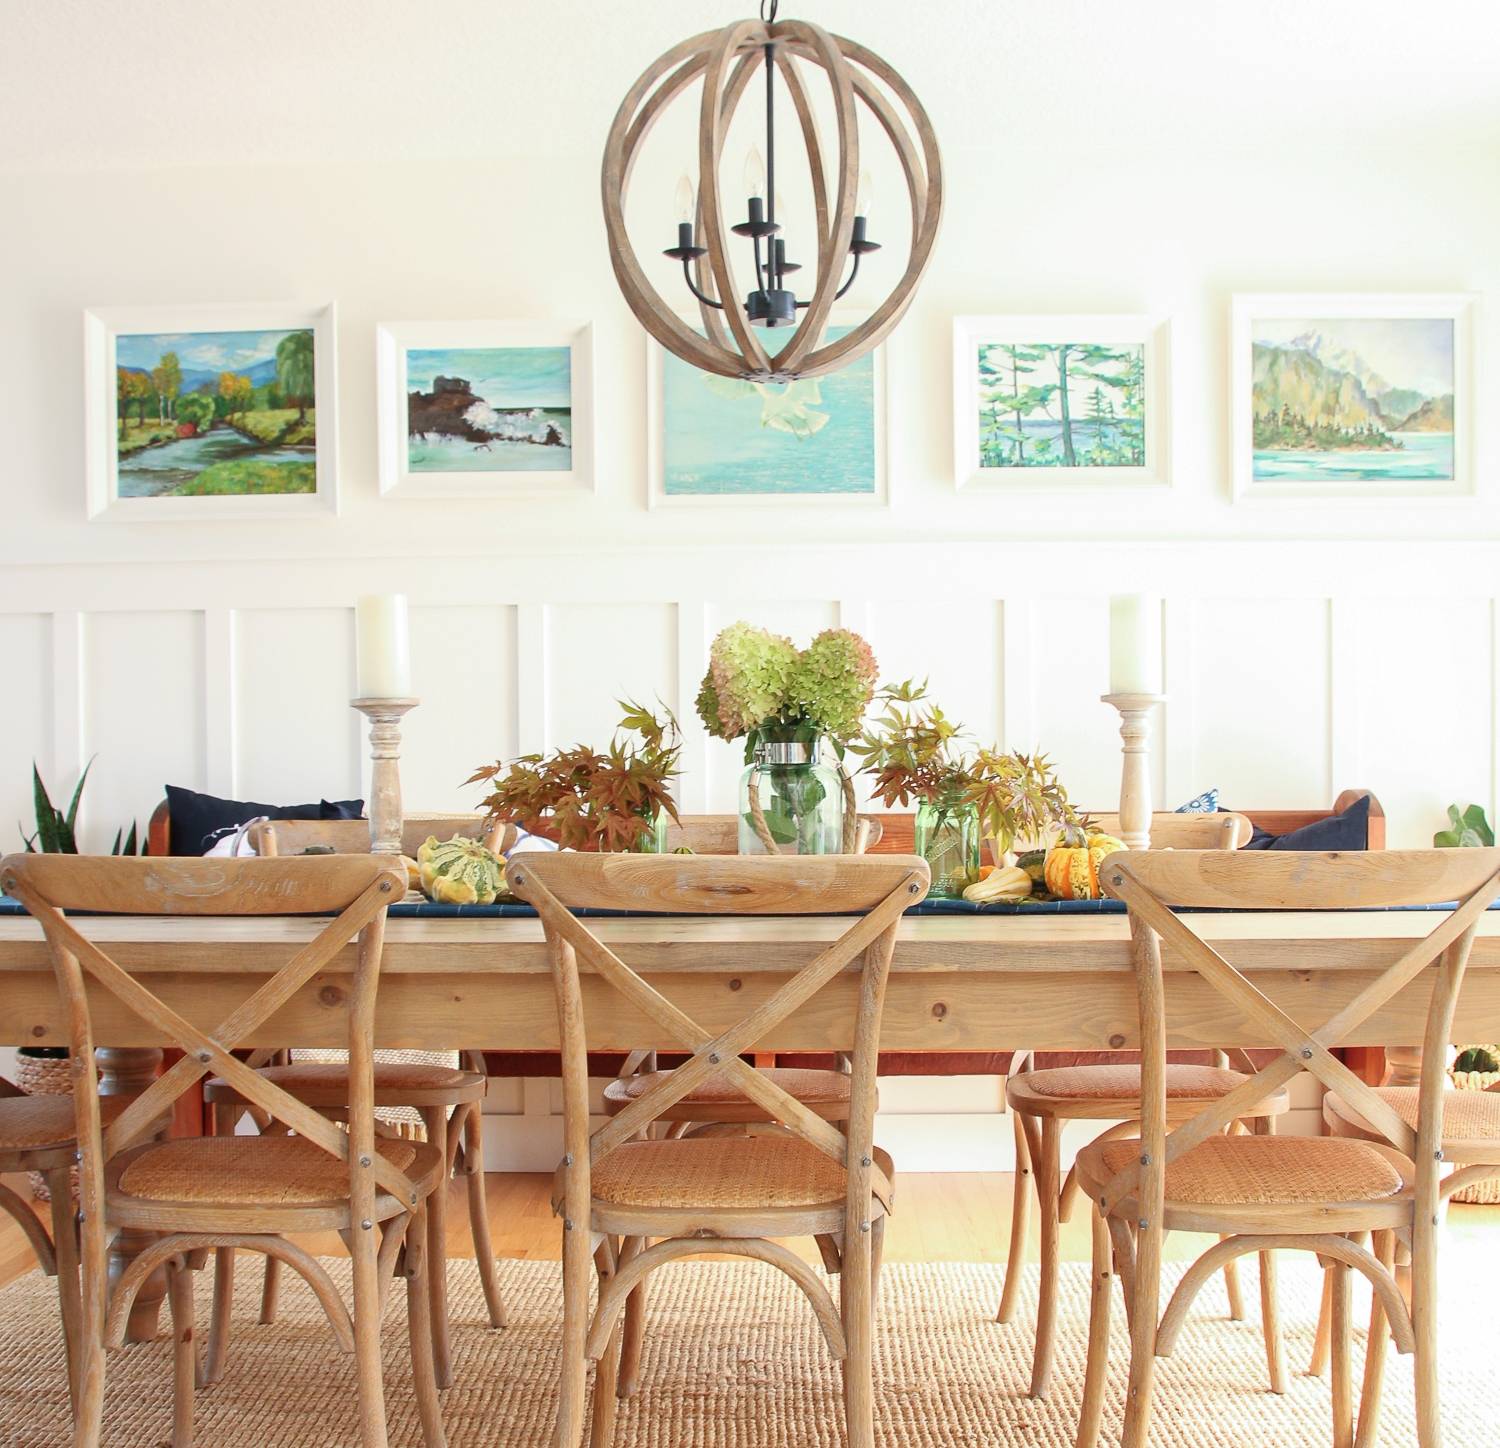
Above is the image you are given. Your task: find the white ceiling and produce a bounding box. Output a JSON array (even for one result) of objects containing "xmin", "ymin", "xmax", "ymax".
[{"xmin": 4, "ymin": 0, "xmax": 1499, "ymax": 173}]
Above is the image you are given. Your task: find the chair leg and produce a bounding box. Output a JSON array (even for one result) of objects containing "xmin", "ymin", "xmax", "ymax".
[
  {"xmin": 404, "ymin": 1206, "xmax": 449, "ymax": 1448},
  {"xmin": 1258, "ymin": 1248, "xmax": 1287, "ymax": 1394},
  {"xmin": 617, "ymin": 1239, "xmax": 648, "ymax": 1401},
  {"xmin": 1409, "ymin": 1209, "xmax": 1442, "ymax": 1448},
  {"xmin": 1329, "ymin": 1259, "xmax": 1354, "ymax": 1448},
  {"xmin": 420, "ymin": 1106, "xmax": 454, "ymax": 1389},
  {"xmin": 1029, "ymin": 1115, "xmax": 1062, "ymax": 1399},
  {"xmin": 350, "ymin": 1209, "xmax": 390, "ymax": 1448},
  {"xmin": 202, "ymin": 1248, "xmax": 235, "ymax": 1388},
  {"xmin": 461, "ymin": 1105, "xmax": 508, "ymax": 1330},
  {"xmin": 1354, "ymin": 1230, "xmax": 1395, "ymax": 1448},
  {"xmin": 997, "ymin": 1108, "xmax": 1033, "ymax": 1326},
  {"xmin": 1220, "ymin": 1239, "xmax": 1246, "ymax": 1321},
  {"xmin": 1308, "ymin": 1267, "xmax": 1333, "ymax": 1377},
  {"xmin": 258, "ymin": 1256, "xmax": 282, "ymax": 1325},
  {"xmin": 1075, "ymin": 1210, "xmax": 1114, "ymax": 1448},
  {"xmin": 1119, "ymin": 1221, "xmax": 1161, "ymax": 1448},
  {"xmin": 167, "ymin": 1259, "xmax": 197, "ymax": 1448},
  {"xmin": 553, "ymin": 1215, "xmax": 592, "ymax": 1448},
  {"xmin": 589, "ymin": 1241, "xmax": 622, "ymax": 1448},
  {"xmin": 44, "ymin": 1169, "xmax": 82, "ymax": 1418}
]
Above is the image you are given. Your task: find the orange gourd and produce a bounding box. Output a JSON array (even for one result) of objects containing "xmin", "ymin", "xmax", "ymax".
[{"xmin": 1043, "ymin": 833, "xmax": 1126, "ymax": 900}]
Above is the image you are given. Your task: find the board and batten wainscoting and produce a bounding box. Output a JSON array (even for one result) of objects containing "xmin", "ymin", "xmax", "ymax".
[{"xmin": 2, "ymin": 544, "xmax": 1490, "ymax": 1169}]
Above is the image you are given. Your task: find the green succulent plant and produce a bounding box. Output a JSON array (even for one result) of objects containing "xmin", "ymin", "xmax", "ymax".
[
  {"xmin": 19, "ymin": 760, "xmax": 142, "ymax": 855},
  {"xmin": 1434, "ymin": 802, "xmax": 1494, "ymax": 849}
]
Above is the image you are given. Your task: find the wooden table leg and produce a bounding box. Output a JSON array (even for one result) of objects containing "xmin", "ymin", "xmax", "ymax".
[{"xmin": 97, "ymin": 1046, "xmax": 168, "ymax": 1343}]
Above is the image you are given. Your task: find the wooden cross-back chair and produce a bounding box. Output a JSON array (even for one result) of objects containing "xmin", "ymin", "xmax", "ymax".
[
  {"xmin": 0, "ymin": 853, "xmax": 448, "ymax": 1448},
  {"xmin": 208, "ymin": 815, "xmax": 509, "ymax": 1394},
  {"xmin": 505, "ymin": 851, "xmax": 930, "ymax": 1448},
  {"xmin": 997, "ymin": 809, "xmax": 1280, "ymax": 1403},
  {"xmin": 1074, "ymin": 847, "xmax": 1500, "ymax": 1448}
]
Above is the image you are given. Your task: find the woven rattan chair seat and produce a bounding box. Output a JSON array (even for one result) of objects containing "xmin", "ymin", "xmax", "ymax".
[
  {"xmin": 204, "ymin": 1061, "xmax": 486, "ymax": 1109},
  {"xmin": 1080, "ymin": 1134, "xmax": 1408, "ymax": 1209},
  {"xmin": 0, "ymin": 1093, "xmax": 127, "ymax": 1152},
  {"xmin": 589, "ymin": 1136, "xmax": 893, "ymax": 1213},
  {"xmin": 112, "ymin": 1135, "xmax": 442, "ymax": 1210},
  {"xmin": 1011, "ymin": 1064, "xmax": 1288, "ymax": 1120},
  {"xmin": 1326, "ymin": 1085, "xmax": 1500, "ymax": 1159},
  {"xmin": 603, "ymin": 1067, "xmax": 853, "ymax": 1121}
]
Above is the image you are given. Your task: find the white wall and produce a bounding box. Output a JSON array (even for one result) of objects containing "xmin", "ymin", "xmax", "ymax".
[{"xmin": 5, "ymin": 0, "xmax": 1500, "ymax": 1164}]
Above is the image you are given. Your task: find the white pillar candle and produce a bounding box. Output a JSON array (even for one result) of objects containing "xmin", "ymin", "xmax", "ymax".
[
  {"xmin": 355, "ymin": 594, "xmax": 411, "ymax": 699},
  {"xmin": 1108, "ymin": 594, "xmax": 1162, "ymax": 695}
]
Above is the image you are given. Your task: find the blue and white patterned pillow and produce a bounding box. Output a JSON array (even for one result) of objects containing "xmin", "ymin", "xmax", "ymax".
[{"xmin": 1175, "ymin": 788, "xmax": 1219, "ymax": 814}]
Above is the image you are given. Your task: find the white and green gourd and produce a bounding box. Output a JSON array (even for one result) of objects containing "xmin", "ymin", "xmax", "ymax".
[{"xmin": 416, "ymin": 835, "xmax": 507, "ymax": 906}]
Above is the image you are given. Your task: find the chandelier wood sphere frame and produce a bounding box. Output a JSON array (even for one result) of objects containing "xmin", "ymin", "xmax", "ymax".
[{"xmin": 602, "ymin": 3, "xmax": 943, "ymax": 383}]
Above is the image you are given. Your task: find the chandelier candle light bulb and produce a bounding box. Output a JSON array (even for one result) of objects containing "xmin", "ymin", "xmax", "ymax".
[{"xmin": 1104, "ymin": 593, "xmax": 1165, "ymax": 851}]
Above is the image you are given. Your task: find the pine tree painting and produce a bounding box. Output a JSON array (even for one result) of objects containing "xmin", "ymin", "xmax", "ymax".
[{"xmin": 977, "ymin": 341, "xmax": 1146, "ymax": 470}]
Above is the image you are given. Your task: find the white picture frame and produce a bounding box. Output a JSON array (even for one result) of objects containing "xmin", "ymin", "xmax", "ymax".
[
  {"xmin": 1231, "ymin": 292, "xmax": 1477, "ymax": 501},
  {"xmin": 376, "ymin": 320, "xmax": 594, "ymax": 498},
  {"xmin": 646, "ymin": 318, "xmax": 888, "ymax": 508},
  {"xmin": 84, "ymin": 301, "xmax": 338, "ymax": 521},
  {"xmin": 952, "ymin": 314, "xmax": 1171, "ymax": 491}
]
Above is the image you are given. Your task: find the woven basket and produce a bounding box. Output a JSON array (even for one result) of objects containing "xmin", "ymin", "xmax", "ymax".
[
  {"xmin": 14, "ymin": 1053, "xmax": 75, "ymax": 1203},
  {"xmin": 1449, "ymin": 1068, "xmax": 1500, "ymax": 1204}
]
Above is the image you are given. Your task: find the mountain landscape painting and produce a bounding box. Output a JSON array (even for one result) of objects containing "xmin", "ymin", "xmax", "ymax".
[
  {"xmin": 114, "ymin": 328, "xmax": 317, "ymax": 497},
  {"xmin": 977, "ymin": 340, "xmax": 1145, "ymax": 470},
  {"xmin": 405, "ymin": 346, "xmax": 572, "ymax": 473},
  {"xmin": 1250, "ymin": 316, "xmax": 1455, "ymax": 484}
]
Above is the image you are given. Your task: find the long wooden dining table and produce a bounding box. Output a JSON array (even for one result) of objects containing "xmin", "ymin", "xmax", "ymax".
[
  {"xmin": 4, "ymin": 906, "xmax": 1500, "ymax": 1345},
  {"xmin": 4, "ymin": 907, "xmax": 1500, "ymax": 1053}
]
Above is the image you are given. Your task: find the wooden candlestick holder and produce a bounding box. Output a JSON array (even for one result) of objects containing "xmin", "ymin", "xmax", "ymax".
[
  {"xmin": 351, "ymin": 697, "xmax": 418, "ymax": 855},
  {"xmin": 1101, "ymin": 692, "xmax": 1165, "ymax": 851}
]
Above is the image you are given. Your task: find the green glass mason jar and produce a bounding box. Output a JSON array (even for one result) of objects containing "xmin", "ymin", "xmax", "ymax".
[
  {"xmin": 914, "ymin": 791, "xmax": 981, "ymax": 899},
  {"xmin": 633, "ymin": 807, "xmax": 670, "ymax": 853},
  {"xmin": 738, "ymin": 736, "xmax": 843, "ymax": 855}
]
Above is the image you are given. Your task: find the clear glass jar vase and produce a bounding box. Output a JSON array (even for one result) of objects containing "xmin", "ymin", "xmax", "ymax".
[
  {"xmin": 738, "ymin": 736, "xmax": 844, "ymax": 855},
  {"xmin": 914, "ymin": 792, "xmax": 981, "ymax": 899}
]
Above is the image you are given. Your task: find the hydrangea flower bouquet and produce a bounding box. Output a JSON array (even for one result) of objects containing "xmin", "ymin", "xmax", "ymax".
[{"xmin": 696, "ymin": 622, "xmax": 878, "ymax": 854}]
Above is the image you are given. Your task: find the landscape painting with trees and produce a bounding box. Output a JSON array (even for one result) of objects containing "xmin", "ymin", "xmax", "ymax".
[
  {"xmin": 114, "ymin": 328, "xmax": 317, "ymax": 497},
  {"xmin": 977, "ymin": 340, "xmax": 1146, "ymax": 471},
  {"xmin": 1250, "ymin": 316, "xmax": 1455, "ymax": 483}
]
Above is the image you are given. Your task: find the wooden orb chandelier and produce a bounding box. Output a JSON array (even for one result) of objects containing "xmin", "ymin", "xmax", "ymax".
[{"xmin": 602, "ymin": 1, "xmax": 942, "ymax": 383}]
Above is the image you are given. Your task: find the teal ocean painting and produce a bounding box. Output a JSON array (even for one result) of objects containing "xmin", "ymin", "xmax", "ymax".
[
  {"xmin": 406, "ymin": 345, "xmax": 572, "ymax": 473},
  {"xmin": 662, "ymin": 327, "xmax": 876, "ymax": 497},
  {"xmin": 1250, "ymin": 317, "xmax": 1455, "ymax": 484}
]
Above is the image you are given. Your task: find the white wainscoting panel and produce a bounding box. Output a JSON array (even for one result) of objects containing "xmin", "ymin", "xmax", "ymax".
[
  {"xmin": 546, "ymin": 602, "xmax": 679, "ymax": 755},
  {"xmin": 1354, "ymin": 596, "xmax": 1493, "ymax": 848},
  {"xmin": 235, "ymin": 607, "xmax": 359, "ymax": 805},
  {"xmin": 403, "ymin": 604, "xmax": 518, "ymax": 813},
  {"xmin": 1188, "ymin": 597, "xmax": 1332, "ymax": 808},
  {"xmin": 1025, "ymin": 596, "xmax": 1130, "ymax": 809},
  {"xmin": 84, "ymin": 609, "xmax": 205, "ymax": 850},
  {"xmin": 1, "ymin": 614, "xmax": 53, "ymax": 847}
]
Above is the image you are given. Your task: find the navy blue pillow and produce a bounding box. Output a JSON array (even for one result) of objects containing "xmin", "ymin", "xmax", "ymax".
[
  {"xmin": 166, "ymin": 785, "xmax": 365, "ymax": 856},
  {"xmin": 1242, "ymin": 795, "xmax": 1370, "ymax": 852}
]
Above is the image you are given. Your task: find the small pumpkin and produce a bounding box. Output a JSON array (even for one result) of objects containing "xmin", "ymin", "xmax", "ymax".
[
  {"xmin": 1043, "ymin": 832, "xmax": 1126, "ymax": 900},
  {"xmin": 417, "ymin": 834, "xmax": 506, "ymax": 906}
]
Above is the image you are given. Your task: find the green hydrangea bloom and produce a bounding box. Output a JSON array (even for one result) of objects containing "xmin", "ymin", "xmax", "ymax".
[
  {"xmin": 700, "ymin": 623, "xmax": 800, "ymax": 739},
  {"xmin": 791, "ymin": 629, "xmax": 879, "ymax": 740}
]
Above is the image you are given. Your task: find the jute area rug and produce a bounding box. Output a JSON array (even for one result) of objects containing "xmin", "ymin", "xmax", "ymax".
[{"xmin": 0, "ymin": 1253, "xmax": 1483, "ymax": 1446}]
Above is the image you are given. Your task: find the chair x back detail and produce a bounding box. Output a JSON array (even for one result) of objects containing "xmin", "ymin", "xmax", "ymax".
[
  {"xmin": 0, "ymin": 853, "xmax": 448, "ymax": 1448},
  {"xmin": 1078, "ymin": 847, "xmax": 1500, "ymax": 1448},
  {"xmin": 506, "ymin": 851, "xmax": 929, "ymax": 1448}
]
